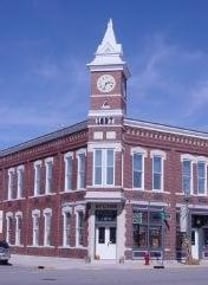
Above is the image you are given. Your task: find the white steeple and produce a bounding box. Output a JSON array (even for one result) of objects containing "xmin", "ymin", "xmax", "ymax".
[{"xmin": 88, "ymin": 19, "xmax": 130, "ymax": 77}]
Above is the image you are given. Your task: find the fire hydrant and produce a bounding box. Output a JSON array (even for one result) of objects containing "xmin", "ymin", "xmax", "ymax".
[{"xmin": 144, "ymin": 251, "xmax": 150, "ymax": 265}]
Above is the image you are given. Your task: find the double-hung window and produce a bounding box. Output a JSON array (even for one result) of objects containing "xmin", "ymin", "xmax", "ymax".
[
  {"xmin": 32, "ymin": 210, "xmax": 40, "ymax": 246},
  {"xmin": 6, "ymin": 213, "xmax": 13, "ymax": 245},
  {"xmin": 133, "ymin": 153, "xmax": 143, "ymax": 189},
  {"xmin": 8, "ymin": 168, "xmax": 15, "ymax": 200},
  {"xmin": 62, "ymin": 207, "xmax": 72, "ymax": 247},
  {"xmin": 77, "ymin": 149, "xmax": 86, "ymax": 190},
  {"xmin": 15, "ymin": 212, "xmax": 22, "ymax": 246},
  {"xmin": 34, "ymin": 161, "xmax": 42, "ymax": 196},
  {"xmin": 45, "ymin": 158, "xmax": 53, "ymax": 194},
  {"xmin": 153, "ymin": 156, "xmax": 162, "ymax": 190},
  {"xmin": 43, "ymin": 209, "xmax": 52, "ymax": 246},
  {"xmin": 131, "ymin": 147, "xmax": 147, "ymax": 190},
  {"xmin": 197, "ymin": 161, "xmax": 206, "ymax": 195},
  {"xmin": 17, "ymin": 166, "xmax": 24, "ymax": 199},
  {"xmin": 94, "ymin": 148, "xmax": 115, "ymax": 186},
  {"xmin": 64, "ymin": 153, "xmax": 73, "ymax": 191},
  {"xmin": 150, "ymin": 150, "xmax": 166, "ymax": 191},
  {"xmin": 182, "ymin": 159, "xmax": 192, "ymax": 195},
  {"xmin": 76, "ymin": 211, "xmax": 84, "ymax": 247}
]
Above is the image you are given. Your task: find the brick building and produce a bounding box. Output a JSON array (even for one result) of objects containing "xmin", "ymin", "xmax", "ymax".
[{"xmin": 0, "ymin": 19, "xmax": 208, "ymax": 261}]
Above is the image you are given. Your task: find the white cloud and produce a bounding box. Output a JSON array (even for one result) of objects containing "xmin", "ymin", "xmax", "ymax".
[{"xmin": 128, "ymin": 34, "xmax": 208, "ymax": 128}]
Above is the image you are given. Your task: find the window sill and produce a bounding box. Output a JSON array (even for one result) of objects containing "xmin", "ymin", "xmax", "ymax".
[
  {"xmin": 4, "ymin": 197, "xmax": 26, "ymax": 202},
  {"xmin": 28, "ymin": 245, "xmax": 55, "ymax": 248},
  {"xmin": 29, "ymin": 193, "xmax": 56, "ymax": 199},
  {"xmin": 60, "ymin": 189, "xmax": 86, "ymax": 194},
  {"xmin": 58, "ymin": 246, "xmax": 75, "ymax": 249},
  {"xmin": 75, "ymin": 245, "xmax": 87, "ymax": 249}
]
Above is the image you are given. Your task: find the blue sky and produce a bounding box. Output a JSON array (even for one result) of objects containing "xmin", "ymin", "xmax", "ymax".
[{"xmin": 1, "ymin": 0, "xmax": 208, "ymax": 148}]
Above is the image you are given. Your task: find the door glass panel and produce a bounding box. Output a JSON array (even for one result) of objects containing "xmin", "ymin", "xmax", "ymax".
[
  {"xmin": 191, "ymin": 230, "xmax": 195, "ymax": 245},
  {"xmin": 109, "ymin": 227, "xmax": 116, "ymax": 244},
  {"xmin": 98, "ymin": 227, "xmax": 105, "ymax": 244}
]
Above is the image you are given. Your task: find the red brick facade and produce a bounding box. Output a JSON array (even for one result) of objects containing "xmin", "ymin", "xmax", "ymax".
[{"xmin": 0, "ymin": 20, "xmax": 208, "ymax": 262}]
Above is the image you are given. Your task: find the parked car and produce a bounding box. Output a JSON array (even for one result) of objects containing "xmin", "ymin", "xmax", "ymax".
[{"xmin": 0, "ymin": 240, "xmax": 10, "ymax": 264}]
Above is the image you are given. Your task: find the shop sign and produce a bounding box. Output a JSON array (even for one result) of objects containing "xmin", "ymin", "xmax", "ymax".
[{"xmin": 95, "ymin": 204, "xmax": 117, "ymax": 210}]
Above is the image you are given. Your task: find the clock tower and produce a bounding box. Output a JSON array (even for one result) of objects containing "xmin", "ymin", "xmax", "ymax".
[
  {"xmin": 86, "ymin": 19, "xmax": 130, "ymax": 261},
  {"xmin": 87, "ymin": 19, "xmax": 130, "ymax": 125}
]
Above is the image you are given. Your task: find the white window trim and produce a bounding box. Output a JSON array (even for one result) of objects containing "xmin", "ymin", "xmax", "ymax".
[
  {"xmin": 131, "ymin": 147, "xmax": 147, "ymax": 190},
  {"xmin": 43, "ymin": 208, "xmax": 52, "ymax": 247},
  {"xmin": 32, "ymin": 209, "xmax": 40, "ymax": 246},
  {"xmin": 44, "ymin": 157, "xmax": 53, "ymax": 195},
  {"xmin": 181, "ymin": 156, "xmax": 194, "ymax": 195},
  {"xmin": 8, "ymin": 168, "xmax": 15, "ymax": 200},
  {"xmin": 196, "ymin": 160, "xmax": 208, "ymax": 196},
  {"xmin": 6, "ymin": 212, "xmax": 13, "ymax": 245},
  {"xmin": 76, "ymin": 149, "xmax": 86, "ymax": 190},
  {"xmin": 62, "ymin": 206, "xmax": 73, "ymax": 247},
  {"xmin": 64, "ymin": 152, "xmax": 73, "ymax": 192},
  {"xmin": 150, "ymin": 150, "xmax": 166, "ymax": 192},
  {"xmin": 15, "ymin": 211, "xmax": 23, "ymax": 246},
  {"xmin": 75, "ymin": 205, "xmax": 85, "ymax": 248},
  {"xmin": 33, "ymin": 161, "xmax": 42, "ymax": 196},
  {"xmin": 93, "ymin": 148, "xmax": 115, "ymax": 187},
  {"xmin": 17, "ymin": 165, "xmax": 24, "ymax": 199},
  {"xmin": 180, "ymin": 154, "xmax": 196, "ymax": 163}
]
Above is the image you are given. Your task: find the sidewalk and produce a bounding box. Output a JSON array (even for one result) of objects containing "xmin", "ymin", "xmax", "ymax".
[{"xmin": 9, "ymin": 254, "xmax": 208, "ymax": 270}]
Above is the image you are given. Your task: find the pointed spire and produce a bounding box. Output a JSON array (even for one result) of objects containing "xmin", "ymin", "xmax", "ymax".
[
  {"xmin": 96, "ymin": 18, "xmax": 122, "ymax": 55},
  {"xmin": 87, "ymin": 19, "xmax": 130, "ymax": 78}
]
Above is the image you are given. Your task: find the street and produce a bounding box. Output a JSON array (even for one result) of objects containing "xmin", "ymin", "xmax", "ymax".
[{"xmin": 0, "ymin": 265, "xmax": 208, "ymax": 285}]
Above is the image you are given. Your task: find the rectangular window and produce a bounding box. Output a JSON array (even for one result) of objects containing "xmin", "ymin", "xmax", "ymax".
[
  {"xmin": 98, "ymin": 227, "xmax": 105, "ymax": 244},
  {"xmin": 132, "ymin": 209, "xmax": 163, "ymax": 251},
  {"xmin": 94, "ymin": 149, "xmax": 115, "ymax": 186},
  {"xmin": 15, "ymin": 215, "xmax": 22, "ymax": 246},
  {"xmin": 6, "ymin": 216, "xmax": 13, "ymax": 245},
  {"xmin": 133, "ymin": 153, "xmax": 143, "ymax": 189},
  {"xmin": 153, "ymin": 156, "xmax": 162, "ymax": 191},
  {"xmin": 45, "ymin": 160, "xmax": 53, "ymax": 194},
  {"xmin": 17, "ymin": 167, "xmax": 24, "ymax": 198},
  {"xmin": 8, "ymin": 169, "xmax": 16, "ymax": 200},
  {"xmin": 182, "ymin": 160, "xmax": 192, "ymax": 195},
  {"xmin": 64, "ymin": 155, "xmax": 73, "ymax": 191},
  {"xmin": 32, "ymin": 214, "xmax": 40, "ymax": 246},
  {"xmin": 63, "ymin": 212, "xmax": 71, "ymax": 247},
  {"xmin": 197, "ymin": 161, "xmax": 206, "ymax": 195},
  {"xmin": 95, "ymin": 150, "xmax": 102, "ymax": 185},
  {"xmin": 44, "ymin": 213, "xmax": 52, "ymax": 246},
  {"xmin": 106, "ymin": 149, "xmax": 114, "ymax": 185},
  {"xmin": 77, "ymin": 212, "xmax": 84, "ymax": 247},
  {"xmin": 78, "ymin": 153, "xmax": 86, "ymax": 189},
  {"xmin": 34, "ymin": 163, "xmax": 42, "ymax": 196}
]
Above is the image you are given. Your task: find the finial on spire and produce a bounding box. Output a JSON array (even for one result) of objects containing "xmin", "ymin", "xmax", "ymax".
[{"xmin": 108, "ymin": 18, "xmax": 113, "ymax": 28}]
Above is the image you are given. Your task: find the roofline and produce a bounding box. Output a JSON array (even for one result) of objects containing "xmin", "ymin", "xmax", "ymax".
[
  {"xmin": 124, "ymin": 117, "xmax": 208, "ymax": 140},
  {"xmin": 0, "ymin": 120, "xmax": 88, "ymax": 157}
]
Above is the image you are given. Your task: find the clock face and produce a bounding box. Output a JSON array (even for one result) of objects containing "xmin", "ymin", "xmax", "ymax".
[{"xmin": 97, "ymin": 74, "xmax": 116, "ymax": 93}]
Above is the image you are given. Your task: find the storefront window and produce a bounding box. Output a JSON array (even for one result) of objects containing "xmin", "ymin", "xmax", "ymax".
[
  {"xmin": 203, "ymin": 228, "xmax": 208, "ymax": 247},
  {"xmin": 132, "ymin": 208, "xmax": 163, "ymax": 250}
]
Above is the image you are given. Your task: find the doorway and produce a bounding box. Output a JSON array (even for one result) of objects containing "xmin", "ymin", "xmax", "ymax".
[
  {"xmin": 96, "ymin": 226, "xmax": 116, "ymax": 259},
  {"xmin": 191, "ymin": 229, "xmax": 199, "ymax": 259}
]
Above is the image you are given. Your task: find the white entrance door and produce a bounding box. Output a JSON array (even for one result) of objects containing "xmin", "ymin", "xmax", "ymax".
[
  {"xmin": 191, "ymin": 229, "xmax": 199, "ymax": 259},
  {"xmin": 96, "ymin": 226, "xmax": 116, "ymax": 259}
]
